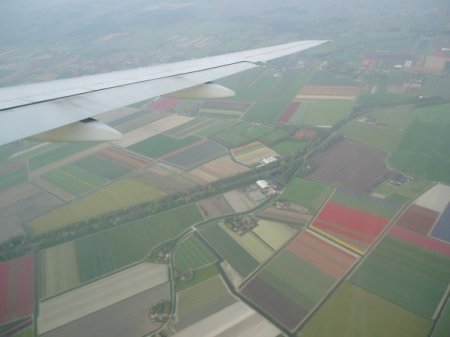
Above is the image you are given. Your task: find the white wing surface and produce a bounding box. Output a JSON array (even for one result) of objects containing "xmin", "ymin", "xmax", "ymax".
[{"xmin": 0, "ymin": 40, "xmax": 327, "ymax": 145}]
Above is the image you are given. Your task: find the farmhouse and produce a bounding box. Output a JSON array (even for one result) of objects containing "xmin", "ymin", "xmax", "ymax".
[{"xmin": 256, "ymin": 180, "xmax": 269, "ymax": 189}]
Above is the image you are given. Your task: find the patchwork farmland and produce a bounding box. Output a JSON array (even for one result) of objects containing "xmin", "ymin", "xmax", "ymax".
[
  {"xmin": 310, "ymin": 190, "xmax": 399, "ymax": 254},
  {"xmin": 0, "ymin": 254, "xmax": 35, "ymax": 325},
  {"xmin": 186, "ymin": 155, "xmax": 249, "ymax": 184},
  {"xmin": 232, "ymin": 141, "xmax": 278, "ymax": 166}
]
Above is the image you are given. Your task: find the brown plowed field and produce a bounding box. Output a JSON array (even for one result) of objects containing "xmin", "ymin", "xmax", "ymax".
[
  {"xmin": 98, "ymin": 147, "xmax": 153, "ymax": 169},
  {"xmin": 297, "ymin": 85, "xmax": 359, "ymax": 100},
  {"xmin": 257, "ymin": 207, "xmax": 312, "ymax": 226},
  {"xmin": 394, "ymin": 204, "xmax": 439, "ymax": 235},
  {"xmin": 307, "ymin": 139, "xmax": 391, "ymax": 192},
  {"xmin": 287, "ymin": 231, "xmax": 357, "ymax": 278},
  {"xmin": 241, "ymin": 277, "xmax": 308, "ymax": 330}
]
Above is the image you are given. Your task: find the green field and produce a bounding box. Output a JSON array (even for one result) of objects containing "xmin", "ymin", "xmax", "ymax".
[
  {"xmin": 165, "ymin": 118, "xmax": 218, "ymax": 138},
  {"xmin": 129, "ymin": 134, "xmax": 201, "ymax": 158},
  {"xmin": 75, "ymin": 155, "xmax": 132, "ymax": 180},
  {"xmin": 281, "ymin": 178, "xmax": 333, "ymax": 213},
  {"xmin": 174, "ymin": 234, "xmax": 217, "ymax": 274},
  {"xmin": 289, "ymin": 99, "xmax": 353, "ymax": 127},
  {"xmin": 350, "ymin": 236, "xmax": 450, "ymax": 318},
  {"xmin": 308, "ymin": 70, "xmax": 358, "ymax": 86},
  {"xmin": 42, "ymin": 165, "xmax": 108, "ymax": 196},
  {"xmin": 74, "ymin": 233, "xmax": 113, "ymax": 283},
  {"xmin": 389, "ymin": 104, "xmax": 450, "ymax": 184},
  {"xmin": 244, "ymin": 100, "xmax": 290, "ymax": 123},
  {"xmin": 28, "ymin": 143, "xmax": 96, "ymax": 171},
  {"xmin": 0, "ymin": 166, "xmax": 27, "ymax": 191},
  {"xmin": 258, "ymin": 128, "xmax": 291, "ymax": 146},
  {"xmin": 176, "ymin": 275, "xmax": 236, "ymax": 327},
  {"xmin": 331, "ymin": 189, "xmax": 400, "ymax": 218},
  {"xmin": 271, "ymin": 140, "xmax": 308, "ymax": 157},
  {"xmin": 107, "ymin": 204, "xmax": 203, "ymax": 268},
  {"xmin": 340, "ymin": 105, "xmax": 419, "ymax": 152},
  {"xmin": 261, "ymin": 250, "xmax": 335, "ymax": 311},
  {"xmin": 221, "ymin": 224, "xmax": 274, "ymax": 263},
  {"xmin": 372, "ymin": 177, "xmax": 433, "ymax": 205},
  {"xmin": 175, "ymin": 263, "xmax": 220, "ymax": 292},
  {"xmin": 252, "ymin": 220, "xmax": 297, "ymax": 250},
  {"xmin": 432, "ymin": 298, "xmax": 450, "ymax": 337},
  {"xmin": 210, "ymin": 121, "xmax": 273, "ymax": 148},
  {"xmin": 29, "ymin": 179, "xmax": 165, "ymax": 234},
  {"xmin": 201, "ymin": 225, "xmax": 259, "ymax": 278},
  {"xmin": 196, "ymin": 119, "xmax": 240, "ymax": 138},
  {"xmin": 298, "ymin": 282, "xmax": 432, "ymax": 337}
]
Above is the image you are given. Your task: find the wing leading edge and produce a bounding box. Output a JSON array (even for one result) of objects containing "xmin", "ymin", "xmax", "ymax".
[{"xmin": 0, "ymin": 40, "xmax": 328, "ymax": 146}]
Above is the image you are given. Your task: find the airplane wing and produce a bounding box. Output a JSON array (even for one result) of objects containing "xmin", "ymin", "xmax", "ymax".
[{"xmin": 0, "ymin": 40, "xmax": 327, "ymax": 146}]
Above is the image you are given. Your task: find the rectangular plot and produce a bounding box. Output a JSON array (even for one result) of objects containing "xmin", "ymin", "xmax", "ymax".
[
  {"xmin": 201, "ymin": 225, "xmax": 259, "ymax": 278},
  {"xmin": 74, "ymin": 154, "xmax": 132, "ymax": 180},
  {"xmin": 281, "ymin": 178, "xmax": 332, "ymax": 213},
  {"xmin": 287, "ymin": 231, "xmax": 357, "ymax": 278},
  {"xmin": 41, "ymin": 169, "xmax": 95, "ymax": 196},
  {"xmin": 174, "ymin": 234, "xmax": 217, "ymax": 275},
  {"xmin": 74, "ymin": 233, "xmax": 114, "ymax": 283},
  {"xmin": 299, "ymin": 282, "xmax": 432, "ymax": 337},
  {"xmin": 252, "ymin": 220, "xmax": 297, "ymax": 250},
  {"xmin": 261, "ymin": 251, "xmax": 335, "ymax": 311},
  {"xmin": 0, "ymin": 165, "xmax": 27, "ymax": 191},
  {"xmin": 29, "ymin": 143, "xmax": 95, "ymax": 171},
  {"xmin": 40, "ymin": 242, "xmax": 80, "ymax": 299},
  {"xmin": 350, "ymin": 236, "xmax": 450, "ymax": 318},
  {"xmin": 241, "ymin": 277, "xmax": 308, "ymax": 331},
  {"xmin": 390, "ymin": 226, "xmax": 450, "ymax": 257},
  {"xmin": 431, "ymin": 203, "xmax": 450, "ymax": 243},
  {"xmin": 129, "ymin": 134, "xmax": 200, "ymax": 158},
  {"xmin": 395, "ymin": 204, "xmax": 439, "ymax": 235},
  {"xmin": 164, "ymin": 140, "xmax": 227, "ymax": 169}
]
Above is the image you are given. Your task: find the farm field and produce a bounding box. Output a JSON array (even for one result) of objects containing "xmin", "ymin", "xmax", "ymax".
[
  {"xmin": 106, "ymin": 204, "xmax": 203, "ymax": 268},
  {"xmin": 341, "ymin": 105, "xmax": 419, "ymax": 152},
  {"xmin": 172, "ymin": 301, "xmax": 280, "ymax": 337},
  {"xmin": 174, "ymin": 264, "xmax": 220, "ymax": 293},
  {"xmin": 389, "ymin": 103, "xmax": 450, "ymax": 184},
  {"xmin": 252, "ymin": 219, "xmax": 298, "ymax": 250},
  {"xmin": 288, "ymin": 99, "xmax": 353, "ymax": 127},
  {"xmin": 136, "ymin": 163, "xmax": 196, "ymax": 193},
  {"xmin": 223, "ymin": 190, "xmax": 259, "ymax": 213},
  {"xmin": 242, "ymin": 250, "xmax": 335, "ymax": 330},
  {"xmin": 281, "ymin": 178, "xmax": 333, "ymax": 213},
  {"xmin": 431, "ymin": 203, "xmax": 450, "ymax": 243},
  {"xmin": 372, "ymin": 177, "xmax": 433, "ymax": 205},
  {"xmin": 29, "ymin": 179, "xmax": 165, "ymax": 234},
  {"xmin": 74, "ymin": 154, "xmax": 133, "ymax": 180},
  {"xmin": 296, "ymin": 85, "xmax": 359, "ymax": 100},
  {"xmin": 0, "ymin": 162, "xmax": 27, "ymax": 191},
  {"xmin": 200, "ymin": 225, "xmax": 259, "ymax": 278},
  {"xmin": 98, "ymin": 146, "xmax": 153, "ymax": 169},
  {"xmin": 212, "ymin": 121, "xmax": 273, "ymax": 148},
  {"xmin": 174, "ymin": 234, "xmax": 217, "ymax": 275},
  {"xmin": 311, "ymin": 198, "xmax": 392, "ymax": 253},
  {"xmin": 28, "ymin": 142, "xmax": 96, "ymax": 171},
  {"xmin": 129, "ymin": 134, "xmax": 200, "ymax": 158},
  {"xmin": 277, "ymin": 101, "xmax": 302, "ymax": 124},
  {"xmin": 432, "ymin": 298, "xmax": 450, "ymax": 337},
  {"xmin": 38, "ymin": 263, "xmax": 168, "ymax": 335},
  {"xmin": 298, "ymin": 282, "xmax": 432, "ymax": 337},
  {"xmin": 186, "ymin": 155, "xmax": 249, "ymax": 185},
  {"xmin": 196, "ymin": 119, "xmax": 240, "ymax": 138},
  {"xmin": 257, "ymin": 207, "xmax": 312, "ymax": 227},
  {"xmin": 350, "ymin": 236, "xmax": 450, "ymax": 318},
  {"xmin": 221, "ymin": 223, "xmax": 274, "ymax": 263},
  {"xmin": 287, "ymin": 230, "xmax": 357, "ymax": 279},
  {"xmin": 232, "ymin": 141, "xmax": 278, "ymax": 166},
  {"xmin": 270, "ymin": 140, "xmax": 307, "ymax": 157},
  {"xmin": 40, "ymin": 241, "xmax": 80, "ymax": 299},
  {"xmin": 163, "ymin": 140, "xmax": 227, "ymax": 169},
  {"xmin": 393, "ymin": 204, "xmax": 439, "ymax": 235},
  {"xmin": 165, "ymin": 118, "xmax": 217, "ymax": 138},
  {"xmin": 244, "ymin": 100, "xmax": 291, "ymax": 123},
  {"xmin": 197, "ymin": 194, "xmax": 234, "ymax": 218},
  {"xmin": 258, "ymin": 128, "xmax": 291, "ymax": 146},
  {"xmin": 414, "ymin": 183, "xmax": 450, "ymax": 213},
  {"xmin": 0, "ymin": 254, "xmax": 34, "ymax": 325},
  {"xmin": 307, "ymin": 139, "xmax": 391, "ymax": 192},
  {"xmin": 202, "ymin": 100, "xmax": 252, "ymax": 112},
  {"xmin": 175, "ymin": 275, "xmax": 237, "ymax": 331},
  {"xmin": 0, "ymin": 183, "xmax": 62, "ymax": 242},
  {"xmin": 42, "ymin": 282, "xmax": 170, "ymax": 337}
]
